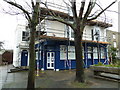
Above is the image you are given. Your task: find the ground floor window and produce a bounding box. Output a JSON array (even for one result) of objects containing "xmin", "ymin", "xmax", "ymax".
[
  {"xmin": 60, "ymin": 45, "xmax": 75, "ymax": 60},
  {"xmin": 68, "ymin": 46, "xmax": 75, "ymax": 59},
  {"xmin": 93, "ymin": 47, "xmax": 98, "ymax": 59},
  {"xmin": 35, "ymin": 51, "xmax": 41, "ymax": 60},
  {"xmin": 82, "ymin": 48, "xmax": 84, "ymax": 59},
  {"xmin": 36, "ymin": 51, "xmax": 38, "ymax": 60},
  {"xmin": 101, "ymin": 47, "xmax": 105, "ymax": 59},
  {"xmin": 88, "ymin": 47, "xmax": 92, "ymax": 59},
  {"xmin": 60, "ymin": 45, "xmax": 67, "ymax": 60}
]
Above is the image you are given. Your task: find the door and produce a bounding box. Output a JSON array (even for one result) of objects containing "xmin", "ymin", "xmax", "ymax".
[
  {"xmin": 47, "ymin": 52, "xmax": 55, "ymax": 69},
  {"xmin": 21, "ymin": 50, "xmax": 28, "ymax": 66}
]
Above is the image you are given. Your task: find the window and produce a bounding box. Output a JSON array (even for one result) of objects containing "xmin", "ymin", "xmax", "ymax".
[
  {"xmin": 35, "ymin": 51, "xmax": 41, "ymax": 60},
  {"xmin": 68, "ymin": 46, "xmax": 75, "ymax": 59},
  {"xmin": 22, "ymin": 31, "xmax": 29, "ymax": 41},
  {"xmin": 93, "ymin": 47, "xmax": 98, "ymax": 59},
  {"xmin": 60, "ymin": 45, "xmax": 67, "ymax": 60},
  {"xmin": 71, "ymin": 29, "xmax": 74, "ymax": 38},
  {"xmin": 69, "ymin": 27, "xmax": 74, "ymax": 39},
  {"xmin": 91, "ymin": 29, "xmax": 94, "ymax": 40},
  {"xmin": 82, "ymin": 48, "xmax": 84, "ymax": 59},
  {"xmin": 113, "ymin": 34, "xmax": 116, "ymax": 39},
  {"xmin": 36, "ymin": 51, "xmax": 38, "ymax": 60},
  {"xmin": 60, "ymin": 45, "xmax": 76, "ymax": 60},
  {"xmin": 88, "ymin": 47, "xmax": 92, "ymax": 59},
  {"xmin": 114, "ymin": 42, "xmax": 117, "ymax": 48},
  {"xmin": 101, "ymin": 47, "xmax": 105, "ymax": 59},
  {"xmin": 94, "ymin": 29, "xmax": 100, "ymax": 41}
]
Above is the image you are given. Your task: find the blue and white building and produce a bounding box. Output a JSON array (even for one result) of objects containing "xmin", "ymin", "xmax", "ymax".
[{"xmin": 13, "ymin": 17, "xmax": 112, "ymax": 71}]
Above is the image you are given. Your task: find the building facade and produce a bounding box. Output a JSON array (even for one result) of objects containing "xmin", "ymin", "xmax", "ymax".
[
  {"xmin": 106, "ymin": 30, "xmax": 120, "ymax": 59},
  {"xmin": 13, "ymin": 25, "xmax": 29, "ymax": 67},
  {"xmin": 13, "ymin": 19, "xmax": 111, "ymax": 71}
]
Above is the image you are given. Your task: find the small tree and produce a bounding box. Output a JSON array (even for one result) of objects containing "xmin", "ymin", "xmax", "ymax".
[{"xmin": 108, "ymin": 46, "xmax": 117, "ymax": 64}]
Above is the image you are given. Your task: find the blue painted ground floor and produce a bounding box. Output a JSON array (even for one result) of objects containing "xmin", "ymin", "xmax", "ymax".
[{"xmin": 21, "ymin": 39, "xmax": 109, "ymax": 71}]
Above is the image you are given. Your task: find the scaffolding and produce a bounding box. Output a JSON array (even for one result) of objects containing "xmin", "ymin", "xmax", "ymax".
[
  {"xmin": 14, "ymin": 1, "xmax": 112, "ymax": 70},
  {"xmin": 39, "ymin": 1, "xmax": 111, "ymax": 68}
]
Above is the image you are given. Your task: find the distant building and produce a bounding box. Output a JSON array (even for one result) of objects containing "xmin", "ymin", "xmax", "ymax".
[
  {"xmin": 2, "ymin": 50, "xmax": 13, "ymax": 64},
  {"xmin": 0, "ymin": 50, "xmax": 13, "ymax": 65},
  {"xmin": 106, "ymin": 30, "xmax": 120, "ymax": 59}
]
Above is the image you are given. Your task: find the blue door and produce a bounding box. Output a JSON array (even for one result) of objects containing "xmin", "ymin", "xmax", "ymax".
[{"xmin": 21, "ymin": 50, "xmax": 28, "ymax": 66}]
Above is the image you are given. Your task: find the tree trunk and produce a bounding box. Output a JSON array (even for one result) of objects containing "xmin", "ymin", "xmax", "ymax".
[
  {"xmin": 27, "ymin": 26, "xmax": 36, "ymax": 89},
  {"xmin": 74, "ymin": 29, "xmax": 85, "ymax": 83}
]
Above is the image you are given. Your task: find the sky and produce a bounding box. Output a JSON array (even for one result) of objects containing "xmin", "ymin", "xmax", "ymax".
[{"xmin": 0, "ymin": 0, "xmax": 119, "ymax": 50}]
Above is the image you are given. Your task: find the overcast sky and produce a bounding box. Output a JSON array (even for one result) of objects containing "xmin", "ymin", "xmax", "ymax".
[{"xmin": 0, "ymin": 0, "xmax": 119, "ymax": 50}]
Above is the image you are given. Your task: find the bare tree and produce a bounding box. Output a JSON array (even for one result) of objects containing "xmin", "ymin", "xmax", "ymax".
[
  {"xmin": 43, "ymin": 0, "xmax": 117, "ymax": 82},
  {"xmin": 3, "ymin": 0, "xmax": 40, "ymax": 89}
]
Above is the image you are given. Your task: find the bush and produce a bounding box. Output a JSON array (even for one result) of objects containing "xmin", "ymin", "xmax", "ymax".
[{"xmin": 94, "ymin": 62, "xmax": 103, "ymax": 66}]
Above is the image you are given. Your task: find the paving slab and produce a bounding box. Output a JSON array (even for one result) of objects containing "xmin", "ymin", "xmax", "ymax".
[{"xmin": 0, "ymin": 65, "xmax": 119, "ymax": 89}]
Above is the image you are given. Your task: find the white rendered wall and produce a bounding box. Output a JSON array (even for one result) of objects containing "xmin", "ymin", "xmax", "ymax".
[
  {"xmin": 42, "ymin": 20, "xmax": 107, "ymax": 42},
  {"xmin": 45, "ymin": 20, "xmax": 66, "ymax": 37},
  {"xmin": 13, "ymin": 24, "xmax": 29, "ymax": 67}
]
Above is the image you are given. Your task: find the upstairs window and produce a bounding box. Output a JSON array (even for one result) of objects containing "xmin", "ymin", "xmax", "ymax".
[
  {"xmin": 114, "ymin": 42, "xmax": 117, "ymax": 48},
  {"xmin": 22, "ymin": 31, "xmax": 29, "ymax": 41},
  {"xmin": 71, "ymin": 29, "xmax": 74, "ymax": 38},
  {"xmin": 113, "ymin": 34, "xmax": 116, "ymax": 39}
]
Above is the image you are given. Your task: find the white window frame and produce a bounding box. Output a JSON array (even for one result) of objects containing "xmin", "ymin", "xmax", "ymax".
[
  {"xmin": 68, "ymin": 46, "xmax": 75, "ymax": 59},
  {"xmin": 100, "ymin": 47, "xmax": 105, "ymax": 59},
  {"xmin": 36, "ymin": 51, "xmax": 38, "ymax": 60},
  {"xmin": 60, "ymin": 45, "xmax": 67, "ymax": 60},
  {"xmin": 93, "ymin": 47, "xmax": 98, "ymax": 59},
  {"xmin": 113, "ymin": 34, "xmax": 116, "ymax": 39},
  {"xmin": 22, "ymin": 31, "xmax": 29, "ymax": 41},
  {"xmin": 114, "ymin": 42, "xmax": 117, "ymax": 48},
  {"xmin": 88, "ymin": 47, "xmax": 92, "ymax": 59}
]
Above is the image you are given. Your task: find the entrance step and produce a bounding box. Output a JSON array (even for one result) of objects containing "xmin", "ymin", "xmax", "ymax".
[{"xmin": 8, "ymin": 67, "xmax": 28, "ymax": 73}]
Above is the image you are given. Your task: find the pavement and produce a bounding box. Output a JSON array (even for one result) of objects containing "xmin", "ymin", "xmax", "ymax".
[{"xmin": 0, "ymin": 64, "xmax": 120, "ymax": 89}]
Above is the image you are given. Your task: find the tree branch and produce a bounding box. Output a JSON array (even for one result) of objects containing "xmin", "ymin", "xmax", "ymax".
[
  {"xmin": 95, "ymin": 2, "xmax": 106, "ymax": 23},
  {"xmin": 4, "ymin": 0, "xmax": 31, "ymax": 22},
  {"xmin": 71, "ymin": 0, "xmax": 77, "ymax": 21},
  {"xmin": 83, "ymin": 0, "xmax": 96, "ymax": 21},
  {"xmin": 79, "ymin": 0, "xmax": 86, "ymax": 19},
  {"xmin": 87, "ymin": 0, "xmax": 117, "ymax": 21},
  {"xmin": 31, "ymin": 0, "xmax": 35, "ymax": 9}
]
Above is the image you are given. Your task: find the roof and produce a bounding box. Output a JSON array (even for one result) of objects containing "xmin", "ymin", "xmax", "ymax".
[
  {"xmin": 39, "ymin": 35, "xmax": 109, "ymax": 44},
  {"xmin": 40, "ymin": 7, "xmax": 112, "ymax": 28}
]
